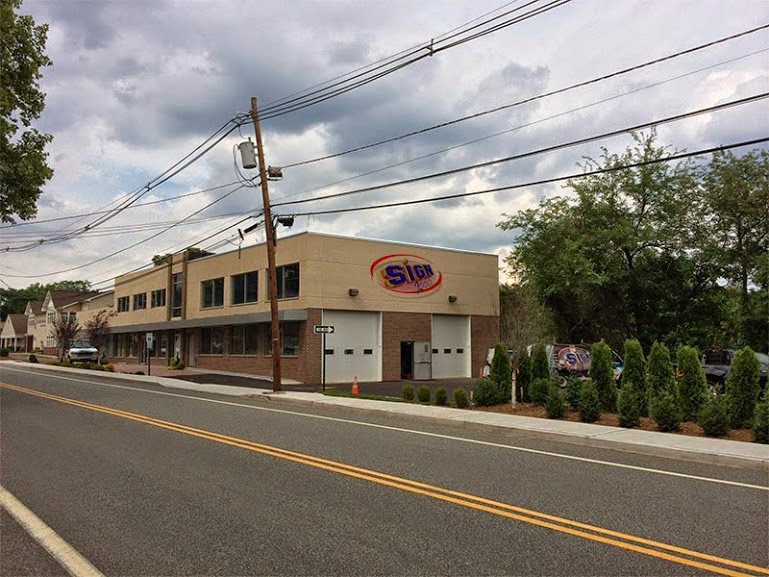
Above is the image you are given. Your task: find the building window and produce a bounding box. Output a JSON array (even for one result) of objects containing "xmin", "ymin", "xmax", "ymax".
[
  {"xmin": 201, "ymin": 278, "xmax": 224, "ymax": 309},
  {"xmin": 231, "ymin": 272, "xmax": 258, "ymax": 305},
  {"xmin": 117, "ymin": 296, "xmax": 129, "ymax": 312},
  {"xmin": 133, "ymin": 293, "xmax": 147, "ymax": 310},
  {"xmin": 200, "ymin": 327, "xmax": 224, "ymax": 355},
  {"xmin": 264, "ymin": 322, "xmax": 300, "ymax": 356},
  {"xmin": 151, "ymin": 289, "xmax": 166, "ymax": 308},
  {"xmin": 172, "ymin": 273, "xmax": 183, "ymax": 317},
  {"xmin": 268, "ymin": 263, "xmax": 299, "ymax": 299},
  {"xmin": 64, "ymin": 312, "xmax": 76, "ymax": 323},
  {"xmin": 46, "ymin": 312, "xmax": 55, "ymax": 324},
  {"xmin": 231, "ymin": 324, "xmax": 258, "ymax": 355}
]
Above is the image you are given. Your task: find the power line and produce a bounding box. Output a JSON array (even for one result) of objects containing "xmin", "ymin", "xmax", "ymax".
[
  {"xmin": 283, "ymin": 137, "xmax": 769, "ymax": 217},
  {"xmin": 280, "ymin": 23, "xmax": 769, "ymax": 169},
  {"xmin": 272, "ymin": 92, "xmax": 769, "ymax": 208}
]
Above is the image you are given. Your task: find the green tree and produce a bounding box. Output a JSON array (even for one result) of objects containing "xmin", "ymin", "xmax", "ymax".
[
  {"xmin": 725, "ymin": 347, "xmax": 761, "ymax": 428},
  {"xmin": 50, "ymin": 315, "xmax": 80, "ymax": 361},
  {"xmin": 499, "ymin": 283, "xmax": 553, "ymax": 355},
  {"xmin": 675, "ymin": 345, "xmax": 708, "ymax": 422},
  {"xmin": 703, "ymin": 150, "xmax": 769, "ymax": 348},
  {"xmin": 617, "ymin": 383, "xmax": 641, "ymax": 428},
  {"xmin": 0, "ymin": 280, "xmax": 92, "ymax": 317},
  {"xmin": 84, "ymin": 309, "xmax": 116, "ymax": 354},
  {"xmin": 531, "ymin": 343, "xmax": 550, "ymax": 381},
  {"xmin": 589, "ymin": 340, "xmax": 616, "ymax": 412},
  {"xmin": 622, "ymin": 339, "xmax": 647, "ymax": 415},
  {"xmin": 0, "ymin": 0, "xmax": 53, "ymax": 223}
]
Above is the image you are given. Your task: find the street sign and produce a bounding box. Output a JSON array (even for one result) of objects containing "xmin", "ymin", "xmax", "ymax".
[
  {"xmin": 313, "ymin": 325, "xmax": 335, "ymax": 334},
  {"xmin": 145, "ymin": 332, "xmax": 155, "ymax": 347}
]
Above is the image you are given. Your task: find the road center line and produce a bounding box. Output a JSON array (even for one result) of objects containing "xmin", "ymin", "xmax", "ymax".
[
  {"xmin": 2, "ymin": 366, "xmax": 767, "ymax": 492},
  {"xmin": 0, "ymin": 485, "xmax": 106, "ymax": 577},
  {"xmin": 2, "ymin": 382, "xmax": 768, "ymax": 577}
]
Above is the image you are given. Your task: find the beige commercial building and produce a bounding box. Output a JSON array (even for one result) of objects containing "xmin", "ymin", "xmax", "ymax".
[{"xmin": 108, "ymin": 232, "xmax": 500, "ymax": 384}]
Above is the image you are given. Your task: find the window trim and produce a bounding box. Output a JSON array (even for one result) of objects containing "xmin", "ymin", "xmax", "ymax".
[
  {"xmin": 231, "ymin": 271, "xmax": 258, "ymax": 306},
  {"xmin": 201, "ymin": 277, "xmax": 225, "ymax": 309}
]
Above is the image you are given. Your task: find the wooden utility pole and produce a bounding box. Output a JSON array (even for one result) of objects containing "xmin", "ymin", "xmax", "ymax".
[{"xmin": 250, "ymin": 97, "xmax": 282, "ymax": 392}]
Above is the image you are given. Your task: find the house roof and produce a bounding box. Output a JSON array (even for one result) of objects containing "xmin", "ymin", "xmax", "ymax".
[
  {"xmin": 3, "ymin": 314, "xmax": 28, "ymax": 336},
  {"xmin": 49, "ymin": 290, "xmax": 101, "ymax": 309},
  {"xmin": 26, "ymin": 300, "xmax": 44, "ymax": 315}
]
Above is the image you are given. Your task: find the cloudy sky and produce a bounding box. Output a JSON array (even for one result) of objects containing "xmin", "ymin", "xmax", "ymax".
[{"xmin": 1, "ymin": 0, "xmax": 767, "ymax": 290}]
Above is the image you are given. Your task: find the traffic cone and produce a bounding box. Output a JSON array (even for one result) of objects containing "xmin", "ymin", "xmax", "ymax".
[{"xmin": 351, "ymin": 376, "xmax": 359, "ymax": 395}]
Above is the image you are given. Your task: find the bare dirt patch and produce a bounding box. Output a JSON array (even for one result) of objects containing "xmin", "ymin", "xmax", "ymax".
[{"xmin": 473, "ymin": 402, "xmax": 753, "ymax": 443}]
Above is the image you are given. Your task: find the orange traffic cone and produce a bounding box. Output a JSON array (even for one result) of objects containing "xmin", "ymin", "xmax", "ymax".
[{"xmin": 351, "ymin": 376, "xmax": 359, "ymax": 395}]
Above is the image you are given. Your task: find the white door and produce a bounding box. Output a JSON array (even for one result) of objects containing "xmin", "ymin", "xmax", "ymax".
[
  {"xmin": 431, "ymin": 315, "xmax": 471, "ymax": 378},
  {"xmin": 323, "ymin": 311, "xmax": 381, "ymax": 383}
]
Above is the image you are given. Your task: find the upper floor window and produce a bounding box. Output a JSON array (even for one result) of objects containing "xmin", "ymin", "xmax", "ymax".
[
  {"xmin": 46, "ymin": 312, "xmax": 55, "ymax": 324},
  {"xmin": 117, "ymin": 296, "xmax": 129, "ymax": 312},
  {"xmin": 231, "ymin": 272, "xmax": 258, "ymax": 305},
  {"xmin": 133, "ymin": 293, "xmax": 147, "ymax": 310},
  {"xmin": 151, "ymin": 289, "xmax": 166, "ymax": 308},
  {"xmin": 172, "ymin": 273, "xmax": 183, "ymax": 317},
  {"xmin": 201, "ymin": 278, "xmax": 224, "ymax": 309},
  {"xmin": 268, "ymin": 263, "xmax": 299, "ymax": 300}
]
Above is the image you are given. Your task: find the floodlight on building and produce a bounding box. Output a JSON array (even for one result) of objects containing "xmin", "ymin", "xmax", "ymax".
[
  {"xmin": 448, "ymin": 294, "xmax": 458, "ymax": 303},
  {"xmin": 348, "ymin": 287, "xmax": 359, "ymax": 297}
]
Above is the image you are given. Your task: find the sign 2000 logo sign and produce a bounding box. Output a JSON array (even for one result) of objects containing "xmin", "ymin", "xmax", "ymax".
[{"xmin": 370, "ymin": 254, "xmax": 442, "ymax": 295}]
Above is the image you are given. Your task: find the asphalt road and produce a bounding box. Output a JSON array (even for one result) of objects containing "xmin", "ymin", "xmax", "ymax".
[{"xmin": 1, "ymin": 364, "xmax": 768, "ymax": 576}]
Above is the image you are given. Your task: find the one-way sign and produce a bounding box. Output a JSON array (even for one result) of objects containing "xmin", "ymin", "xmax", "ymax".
[{"xmin": 313, "ymin": 325, "xmax": 335, "ymax": 334}]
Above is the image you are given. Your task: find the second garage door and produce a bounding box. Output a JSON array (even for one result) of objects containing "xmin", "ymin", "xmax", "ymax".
[
  {"xmin": 431, "ymin": 314, "xmax": 471, "ymax": 378},
  {"xmin": 322, "ymin": 310, "xmax": 381, "ymax": 383}
]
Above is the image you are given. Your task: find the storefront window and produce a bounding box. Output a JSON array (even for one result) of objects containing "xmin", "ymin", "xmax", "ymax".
[
  {"xmin": 201, "ymin": 327, "xmax": 224, "ymax": 355},
  {"xmin": 231, "ymin": 325, "xmax": 258, "ymax": 355},
  {"xmin": 263, "ymin": 322, "xmax": 300, "ymax": 356}
]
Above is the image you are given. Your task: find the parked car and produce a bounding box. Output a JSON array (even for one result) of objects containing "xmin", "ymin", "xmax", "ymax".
[
  {"xmin": 701, "ymin": 348, "xmax": 768, "ymax": 397},
  {"xmin": 67, "ymin": 340, "xmax": 99, "ymax": 363}
]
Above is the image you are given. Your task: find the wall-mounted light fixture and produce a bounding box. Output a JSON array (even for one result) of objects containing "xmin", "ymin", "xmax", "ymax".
[
  {"xmin": 448, "ymin": 294, "xmax": 458, "ymax": 303},
  {"xmin": 348, "ymin": 287, "xmax": 359, "ymax": 297}
]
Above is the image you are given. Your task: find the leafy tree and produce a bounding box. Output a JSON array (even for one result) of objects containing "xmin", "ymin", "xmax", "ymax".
[
  {"xmin": 622, "ymin": 339, "xmax": 647, "ymax": 415},
  {"xmin": 531, "ymin": 343, "xmax": 550, "ymax": 381},
  {"xmin": 703, "ymin": 150, "xmax": 769, "ymax": 348},
  {"xmin": 675, "ymin": 345, "xmax": 708, "ymax": 422},
  {"xmin": 0, "ymin": 280, "xmax": 92, "ymax": 316},
  {"xmin": 499, "ymin": 283, "xmax": 553, "ymax": 356},
  {"xmin": 50, "ymin": 315, "xmax": 80, "ymax": 361},
  {"xmin": 0, "ymin": 0, "xmax": 53, "ymax": 223},
  {"xmin": 490, "ymin": 344, "xmax": 512, "ymax": 400},
  {"xmin": 589, "ymin": 340, "xmax": 616, "ymax": 412},
  {"xmin": 152, "ymin": 253, "xmax": 173, "ymax": 266},
  {"xmin": 84, "ymin": 309, "xmax": 116, "ymax": 354},
  {"xmin": 725, "ymin": 347, "xmax": 761, "ymax": 428}
]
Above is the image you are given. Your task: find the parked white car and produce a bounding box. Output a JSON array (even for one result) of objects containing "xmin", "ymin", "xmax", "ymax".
[{"xmin": 67, "ymin": 340, "xmax": 99, "ymax": 363}]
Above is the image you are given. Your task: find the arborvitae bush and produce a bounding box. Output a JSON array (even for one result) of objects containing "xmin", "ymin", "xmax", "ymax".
[
  {"xmin": 651, "ymin": 390, "xmax": 681, "ymax": 432},
  {"xmin": 647, "ymin": 341, "xmax": 676, "ymax": 399},
  {"xmin": 0, "ymin": 348, "xmax": 9, "ymax": 357},
  {"xmin": 725, "ymin": 347, "xmax": 761, "ymax": 429},
  {"xmin": 517, "ymin": 348, "xmax": 532, "ymax": 403},
  {"xmin": 623, "ymin": 339, "xmax": 647, "ymax": 415},
  {"xmin": 590, "ymin": 340, "xmax": 616, "ymax": 412},
  {"xmin": 417, "ymin": 385, "xmax": 431, "ymax": 403},
  {"xmin": 565, "ymin": 375, "xmax": 583, "ymax": 410},
  {"xmin": 531, "ymin": 343, "xmax": 551, "ymax": 381},
  {"xmin": 545, "ymin": 383, "xmax": 565, "ymax": 419},
  {"xmin": 454, "ymin": 388, "xmax": 469, "ymax": 409},
  {"xmin": 698, "ymin": 396, "xmax": 730, "ymax": 437},
  {"xmin": 490, "ymin": 344, "xmax": 512, "ymax": 400},
  {"xmin": 401, "ymin": 384, "xmax": 414, "ymax": 401},
  {"xmin": 435, "ymin": 387, "xmax": 447, "ymax": 406},
  {"xmin": 752, "ymin": 397, "xmax": 769, "ymax": 444},
  {"xmin": 617, "ymin": 383, "xmax": 641, "ymax": 428},
  {"xmin": 676, "ymin": 345, "xmax": 708, "ymax": 422},
  {"xmin": 579, "ymin": 380, "xmax": 600, "ymax": 423},
  {"xmin": 530, "ymin": 377, "xmax": 552, "ymax": 406},
  {"xmin": 474, "ymin": 378, "xmax": 501, "ymax": 407},
  {"xmin": 28, "ymin": 354, "xmax": 39, "ymax": 363}
]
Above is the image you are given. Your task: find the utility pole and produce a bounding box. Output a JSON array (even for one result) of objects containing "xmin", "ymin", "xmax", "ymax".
[{"xmin": 250, "ymin": 96, "xmax": 282, "ymax": 392}]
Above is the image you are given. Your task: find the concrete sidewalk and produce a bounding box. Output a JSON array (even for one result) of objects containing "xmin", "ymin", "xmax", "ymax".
[{"xmin": 2, "ymin": 360, "xmax": 768, "ymax": 471}]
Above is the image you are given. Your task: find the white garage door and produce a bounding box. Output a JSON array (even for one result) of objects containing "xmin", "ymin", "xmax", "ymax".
[
  {"xmin": 431, "ymin": 315, "xmax": 471, "ymax": 378},
  {"xmin": 323, "ymin": 310, "xmax": 381, "ymax": 383}
]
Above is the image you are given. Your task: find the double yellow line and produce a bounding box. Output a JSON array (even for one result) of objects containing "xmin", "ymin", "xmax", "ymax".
[{"xmin": 3, "ymin": 382, "xmax": 767, "ymax": 577}]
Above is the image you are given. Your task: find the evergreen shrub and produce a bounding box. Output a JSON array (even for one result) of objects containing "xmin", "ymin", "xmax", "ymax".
[
  {"xmin": 517, "ymin": 348, "xmax": 532, "ymax": 403},
  {"xmin": 29, "ymin": 354, "xmax": 39, "ymax": 363},
  {"xmin": 752, "ymin": 397, "xmax": 769, "ymax": 444},
  {"xmin": 617, "ymin": 383, "xmax": 640, "ymax": 428},
  {"xmin": 531, "ymin": 343, "xmax": 551, "ymax": 381},
  {"xmin": 474, "ymin": 378, "xmax": 501, "ymax": 407},
  {"xmin": 698, "ymin": 396, "xmax": 730, "ymax": 437},
  {"xmin": 590, "ymin": 340, "xmax": 616, "ymax": 412},
  {"xmin": 435, "ymin": 387, "xmax": 448, "ymax": 406},
  {"xmin": 0, "ymin": 348, "xmax": 9, "ymax": 357},
  {"xmin": 565, "ymin": 375, "xmax": 582, "ymax": 410},
  {"xmin": 725, "ymin": 347, "xmax": 761, "ymax": 429},
  {"xmin": 676, "ymin": 345, "xmax": 708, "ymax": 422},
  {"xmin": 417, "ymin": 385, "xmax": 431, "ymax": 403},
  {"xmin": 579, "ymin": 380, "xmax": 600, "ymax": 423},
  {"xmin": 490, "ymin": 344, "xmax": 512, "ymax": 399},
  {"xmin": 401, "ymin": 384, "xmax": 414, "ymax": 401},
  {"xmin": 651, "ymin": 391, "xmax": 681, "ymax": 432},
  {"xmin": 545, "ymin": 383, "xmax": 565, "ymax": 419},
  {"xmin": 454, "ymin": 388, "xmax": 469, "ymax": 409},
  {"xmin": 530, "ymin": 377, "xmax": 551, "ymax": 405}
]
